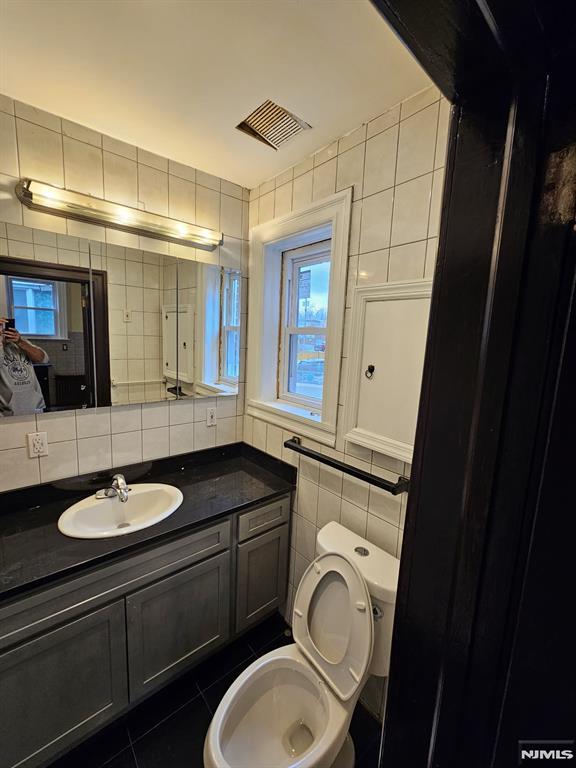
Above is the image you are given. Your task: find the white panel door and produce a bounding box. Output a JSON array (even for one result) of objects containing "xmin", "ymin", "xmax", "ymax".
[
  {"xmin": 162, "ymin": 304, "xmax": 178, "ymax": 380},
  {"xmin": 344, "ymin": 280, "xmax": 432, "ymax": 462},
  {"xmin": 358, "ymin": 295, "xmax": 430, "ymax": 446},
  {"xmin": 177, "ymin": 304, "xmax": 194, "ymax": 383}
]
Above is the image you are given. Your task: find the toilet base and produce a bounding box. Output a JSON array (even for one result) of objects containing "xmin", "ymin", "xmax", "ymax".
[{"xmin": 330, "ymin": 733, "xmax": 355, "ymax": 768}]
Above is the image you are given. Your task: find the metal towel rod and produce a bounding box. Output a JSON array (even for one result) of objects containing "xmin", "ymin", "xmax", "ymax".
[{"xmin": 283, "ymin": 437, "xmax": 410, "ymax": 496}]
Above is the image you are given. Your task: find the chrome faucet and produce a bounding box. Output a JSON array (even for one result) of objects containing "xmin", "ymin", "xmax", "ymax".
[{"xmin": 95, "ymin": 474, "xmax": 130, "ymax": 503}]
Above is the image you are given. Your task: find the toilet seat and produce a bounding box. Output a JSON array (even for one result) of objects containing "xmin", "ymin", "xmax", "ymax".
[{"xmin": 292, "ymin": 552, "xmax": 373, "ymax": 701}]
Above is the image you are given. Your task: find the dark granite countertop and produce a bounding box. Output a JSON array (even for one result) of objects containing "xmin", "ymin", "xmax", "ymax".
[{"xmin": 0, "ymin": 445, "xmax": 294, "ymax": 601}]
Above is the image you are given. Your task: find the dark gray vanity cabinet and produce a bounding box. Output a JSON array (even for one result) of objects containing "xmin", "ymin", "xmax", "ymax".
[
  {"xmin": 236, "ymin": 497, "xmax": 290, "ymax": 632},
  {"xmin": 126, "ymin": 550, "xmax": 231, "ymax": 700},
  {"xmin": 0, "ymin": 601, "xmax": 127, "ymax": 768},
  {"xmin": 0, "ymin": 495, "xmax": 291, "ymax": 768}
]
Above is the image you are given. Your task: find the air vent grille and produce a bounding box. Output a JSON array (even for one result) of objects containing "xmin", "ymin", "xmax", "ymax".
[{"xmin": 236, "ymin": 99, "xmax": 311, "ymax": 150}]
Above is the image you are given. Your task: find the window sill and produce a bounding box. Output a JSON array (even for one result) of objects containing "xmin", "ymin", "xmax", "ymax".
[
  {"xmin": 195, "ymin": 380, "xmax": 238, "ymax": 396},
  {"xmin": 246, "ymin": 398, "xmax": 336, "ymax": 447},
  {"xmin": 26, "ymin": 336, "xmax": 70, "ymax": 342}
]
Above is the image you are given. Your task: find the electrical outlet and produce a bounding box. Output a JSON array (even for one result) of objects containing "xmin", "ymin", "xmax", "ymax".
[
  {"xmin": 27, "ymin": 432, "xmax": 48, "ymax": 458},
  {"xmin": 206, "ymin": 407, "xmax": 216, "ymax": 427}
]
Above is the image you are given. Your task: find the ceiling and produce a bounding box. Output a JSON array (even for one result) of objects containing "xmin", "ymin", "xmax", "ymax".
[{"xmin": 0, "ymin": 0, "xmax": 431, "ymax": 189}]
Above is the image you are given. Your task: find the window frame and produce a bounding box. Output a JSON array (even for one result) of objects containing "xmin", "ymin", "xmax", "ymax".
[
  {"xmin": 278, "ymin": 242, "xmax": 331, "ymax": 412},
  {"xmin": 246, "ymin": 188, "xmax": 352, "ymax": 447},
  {"xmin": 7, "ymin": 275, "xmax": 68, "ymax": 340},
  {"xmin": 218, "ymin": 267, "xmax": 241, "ymax": 386}
]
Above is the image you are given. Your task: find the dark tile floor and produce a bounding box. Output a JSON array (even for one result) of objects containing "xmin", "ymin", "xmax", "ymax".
[{"xmin": 48, "ymin": 613, "xmax": 381, "ymax": 768}]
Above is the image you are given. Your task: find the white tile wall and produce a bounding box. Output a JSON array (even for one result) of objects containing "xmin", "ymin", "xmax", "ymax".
[
  {"xmin": 245, "ymin": 84, "xmax": 449, "ymax": 625},
  {"xmin": 0, "ymin": 399, "xmax": 242, "ymax": 492},
  {"xmin": 0, "ymin": 92, "xmax": 250, "ymax": 255}
]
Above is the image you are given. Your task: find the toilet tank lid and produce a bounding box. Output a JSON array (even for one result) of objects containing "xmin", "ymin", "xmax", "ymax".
[{"xmin": 316, "ymin": 522, "xmax": 400, "ymax": 603}]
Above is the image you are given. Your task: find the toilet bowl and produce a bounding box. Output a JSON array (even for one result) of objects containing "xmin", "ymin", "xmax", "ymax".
[
  {"xmin": 203, "ymin": 644, "xmax": 351, "ymax": 768},
  {"xmin": 204, "ymin": 548, "xmax": 379, "ymax": 768}
]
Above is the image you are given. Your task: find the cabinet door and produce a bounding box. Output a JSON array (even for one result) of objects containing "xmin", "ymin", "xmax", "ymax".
[
  {"xmin": 126, "ymin": 550, "xmax": 230, "ymax": 701},
  {"xmin": 236, "ymin": 523, "xmax": 289, "ymax": 633},
  {"xmin": 343, "ymin": 281, "xmax": 432, "ymax": 462},
  {"xmin": 0, "ymin": 601, "xmax": 127, "ymax": 768}
]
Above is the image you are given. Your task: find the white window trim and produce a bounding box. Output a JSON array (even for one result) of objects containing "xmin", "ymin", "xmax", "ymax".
[
  {"xmin": 195, "ymin": 264, "xmax": 240, "ymax": 395},
  {"xmin": 247, "ymin": 188, "xmax": 352, "ymax": 447}
]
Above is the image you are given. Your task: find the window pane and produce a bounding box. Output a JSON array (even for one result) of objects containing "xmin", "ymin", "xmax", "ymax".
[
  {"xmin": 288, "ymin": 333, "xmax": 326, "ymax": 400},
  {"xmin": 14, "ymin": 308, "xmax": 56, "ymax": 335},
  {"xmin": 223, "ymin": 270, "xmax": 241, "ymax": 327},
  {"xmin": 224, "ymin": 329, "xmax": 239, "ymax": 379},
  {"xmin": 12, "ymin": 279, "xmax": 56, "ymax": 310},
  {"xmin": 295, "ymin": 260, "xmax": 330, "ymax": 328}
]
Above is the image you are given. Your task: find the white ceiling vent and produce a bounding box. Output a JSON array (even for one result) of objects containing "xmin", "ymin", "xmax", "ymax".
[{"xmin": 236, "ymin": 99, "xmax": 312, "ymax": 150}]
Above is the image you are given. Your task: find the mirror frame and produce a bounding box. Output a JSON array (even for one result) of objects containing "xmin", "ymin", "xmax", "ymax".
[{"xmin": 0, "ymin": 257, "xmax": 111, "ymax": 409}]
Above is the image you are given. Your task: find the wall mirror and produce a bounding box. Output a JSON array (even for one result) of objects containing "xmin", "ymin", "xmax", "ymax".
[{"xmin": 0, "ymin": 231, "xmax": 241, "ymax": 416}]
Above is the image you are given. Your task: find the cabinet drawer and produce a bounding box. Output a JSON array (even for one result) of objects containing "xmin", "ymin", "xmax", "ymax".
[
  {"xmin": 0, "ymin": 601, "xmax": 127, "ymax": 768},
  {"xmin": 238, "ymin": 495, "xmax": 290, "ymax": 542},
  {"xmin": 126, "ymin": 550, "xmax": 230, "ymax": 701},
  {"xmin": 0, "ymin": 518, "xmax": 230, "ymax": 652}
]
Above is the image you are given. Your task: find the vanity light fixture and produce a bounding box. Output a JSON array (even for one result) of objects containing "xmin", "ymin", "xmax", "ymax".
[{"xmin": 16, "ymin": 179, "xmax": 223, "ymax": 251}]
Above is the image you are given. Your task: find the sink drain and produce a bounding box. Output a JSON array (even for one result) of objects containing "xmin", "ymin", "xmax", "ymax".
[{"xmin": 116, "ymin": 522, "xmax": 130, "ymax": 529}]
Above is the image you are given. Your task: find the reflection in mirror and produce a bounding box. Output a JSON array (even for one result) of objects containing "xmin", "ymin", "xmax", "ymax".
[
  {"xmin": 0, "ymin": 258, "xmax": 107, "ymax": 414},
  {"xmin": 0, "ymin": 229, "xmax": 242, "ymax": 415},
  {"xmin": 176, "ymin": 259, "xmax": 241, "ymax": 397},
  {"xmin": 103, "ymin": 243, "xmax": 179, "ymax": 405}
]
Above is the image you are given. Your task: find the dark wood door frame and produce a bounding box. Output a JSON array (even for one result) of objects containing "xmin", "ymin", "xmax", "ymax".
[{"xmin": 369, "ymin": 1, "xmax": 575, "ymax": 765}]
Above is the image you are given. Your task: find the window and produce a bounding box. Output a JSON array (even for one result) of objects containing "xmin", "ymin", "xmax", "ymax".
[
  {"xmin": 219, "ymin": 268, "xmax": 241, "ymax": 384},
  {"xmin": 7, "ymin": 277, "xmax": 68, "ymax": 338},
  {"xmin": 246, "ymin": 188, "xmax": 352, "ymax": 447},
  {"xmin": 279, "ymin": 242, "xmax": 330, "ymax": 409}
]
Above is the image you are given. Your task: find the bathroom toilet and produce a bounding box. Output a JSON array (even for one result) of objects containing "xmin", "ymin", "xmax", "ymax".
[{"xmin": 204, "ymin": 522, "xmax": 400, "ymax": 768}]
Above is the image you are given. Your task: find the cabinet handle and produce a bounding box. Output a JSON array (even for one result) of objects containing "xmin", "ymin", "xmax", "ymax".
[{"xmin": 365, "ymin": 364, "xmax": 375, "ymax": 379}]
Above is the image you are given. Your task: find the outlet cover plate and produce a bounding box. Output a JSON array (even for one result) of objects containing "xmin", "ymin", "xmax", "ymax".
[{"xmin": 27, "ymin": 432, "xmax": 49, "ymax": 458}]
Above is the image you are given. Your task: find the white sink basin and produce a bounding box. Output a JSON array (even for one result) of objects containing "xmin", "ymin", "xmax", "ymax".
[{"xmin": 57, "ymin": 483, "xmax": 184, "ymax": 539}]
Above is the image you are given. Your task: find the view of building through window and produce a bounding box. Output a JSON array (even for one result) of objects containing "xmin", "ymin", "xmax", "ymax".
[
  {"xmin": 8, "ymin": 277, "xmax": 60, "ymax": 337},
  {"xmin": 281, "ymin": 242, "xmax": 331, "ymax": 405}
]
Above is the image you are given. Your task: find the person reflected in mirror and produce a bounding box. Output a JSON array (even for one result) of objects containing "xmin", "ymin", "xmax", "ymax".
[{"xmin": 0, "ymin": 317, "xmax": 48, "ymax": 416}]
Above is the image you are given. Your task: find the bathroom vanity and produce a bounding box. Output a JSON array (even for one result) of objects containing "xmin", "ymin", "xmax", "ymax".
[{"xmin": 0, "ymin": 445, "xmax": 294, "ymax": 768}]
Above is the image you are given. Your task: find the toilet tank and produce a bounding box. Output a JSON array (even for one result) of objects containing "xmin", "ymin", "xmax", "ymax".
[{"xmin": 316, "ymin": 521, "xmax": 400, "ymax": 677}]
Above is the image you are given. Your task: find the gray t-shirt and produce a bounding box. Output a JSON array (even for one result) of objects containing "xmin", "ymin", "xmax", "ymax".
[{"xmin": 0, "ymin": 340, "xmax": 48, "ymax": 416}]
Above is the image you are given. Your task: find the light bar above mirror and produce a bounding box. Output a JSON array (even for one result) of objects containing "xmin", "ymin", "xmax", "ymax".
[{"xmin": 15, "ymin": 178, "xmax": 224, "ymax": 251}]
